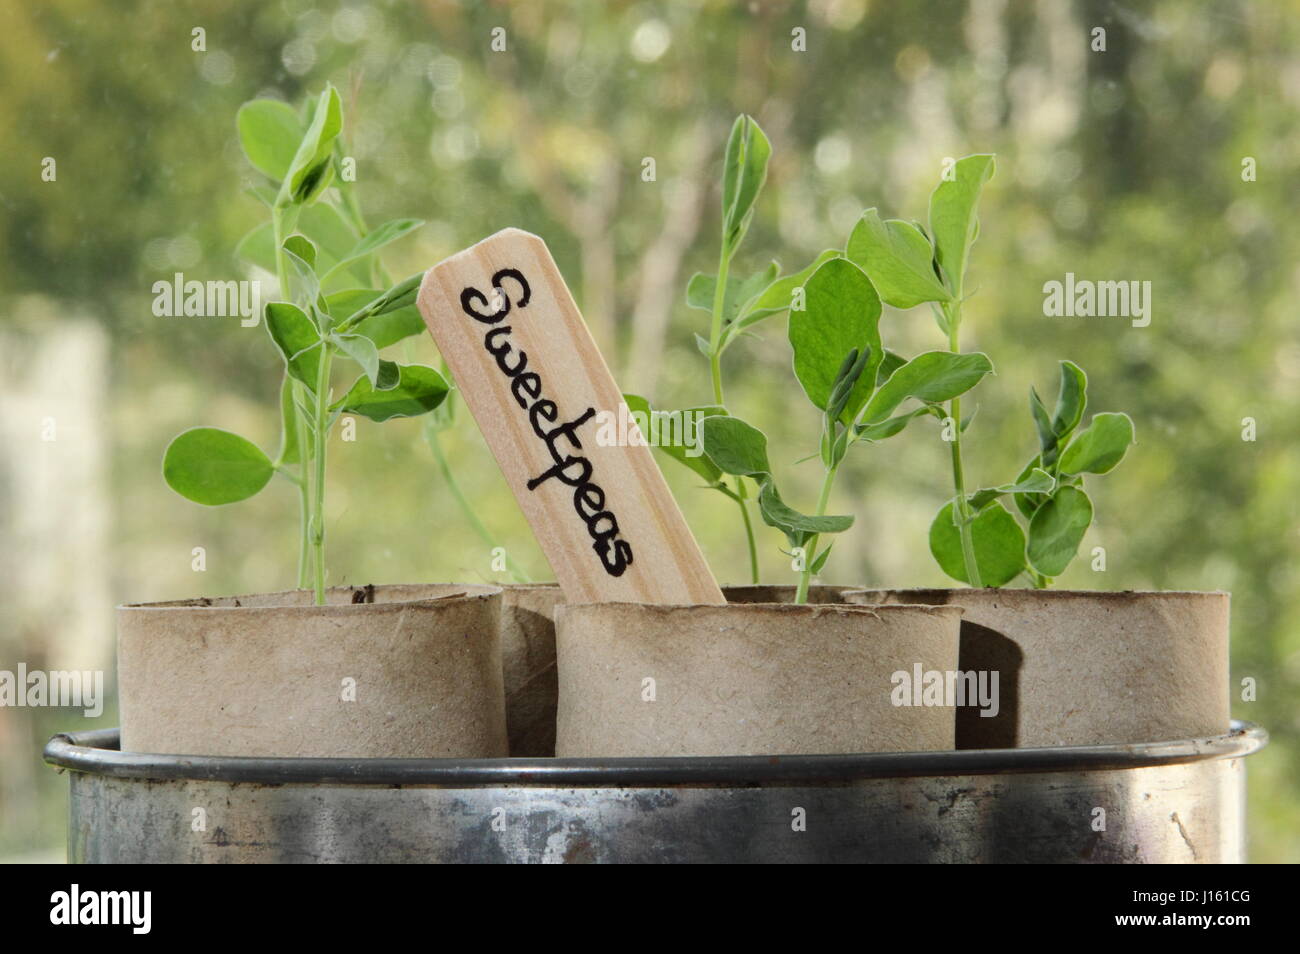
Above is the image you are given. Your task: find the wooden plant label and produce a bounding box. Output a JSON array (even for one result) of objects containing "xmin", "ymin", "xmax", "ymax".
[{"xmin": 417, "ymin": 228, "xmax": 725, "ymax": 605}]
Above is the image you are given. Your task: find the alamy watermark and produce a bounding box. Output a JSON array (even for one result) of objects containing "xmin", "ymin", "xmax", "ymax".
[
  {"xmin": 594, "ymin": 403, "xmax": 706, "ymax": 457},
  {"xmin": 50, "ymin": 885, "xmax": 151, "ymax": 934},
  {"xmin": 0, "ymin": 664, "xmax": 103, "ymax": 717},
  {"xmin": 1042, "ymin": 272, "xmax": 1151, "ymax": 327},
  {"xmin": 152, "ymin": 272, "xmax": 262, "ymax": 326},
  {"xmin": 891, "ymin": 664, "xmax": 999, "ymax": 718}
]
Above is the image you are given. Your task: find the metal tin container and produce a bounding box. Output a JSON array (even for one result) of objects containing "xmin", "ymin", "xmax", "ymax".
[{"xmin": 46, "ymin": 724, "xmax": 1265, "ymax": 863}]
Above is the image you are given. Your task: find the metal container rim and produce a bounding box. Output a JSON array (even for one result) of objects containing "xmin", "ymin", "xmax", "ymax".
[{"xmin": 45, "ymin": 723, "xmax": 1266, "ymax": 787}]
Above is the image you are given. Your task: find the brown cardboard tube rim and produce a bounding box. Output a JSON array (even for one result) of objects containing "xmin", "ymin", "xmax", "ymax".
[
  {"xmin": 842, "ymin": 587, "xmax": 1227, "ymax": 601},
  {"xmin": 556, "ymin": 600, "xmax": 965, "ymax": 621},
  {"xmin": 118, "ymin": 582, "xmax": 502, "ymax": 612}
]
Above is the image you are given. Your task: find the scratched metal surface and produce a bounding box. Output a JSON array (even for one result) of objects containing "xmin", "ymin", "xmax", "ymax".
[{"xmin": 49, "ymin": 725, "xmax": 1263, "ymax": 863}]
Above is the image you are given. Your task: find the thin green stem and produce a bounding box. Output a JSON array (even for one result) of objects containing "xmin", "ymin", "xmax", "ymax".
[
  {"xmin": 735, "ymin": 487, "xmax": 759, "ymax": 584},
  {"xmin": 296, "ymin": 475, "xmax": 311, "ymax": 590},
  {"xmin": 426, "ymin": 424, "xmax": 531, "ymax": 584},
  {"xmin": 310, "ymin": 345, "xmax": 333, "ymax": 604},
  {"xmin": 707, "ymin": 249, "xmax": 731, "ymax": 406},
  {"xmin": 945, "ymin": 300, "xmax": 983, "ymax": 588},
  {"xmin": 705, "ymin": 245, "xmax": 759, "ymax": 580},
  {"xmin": 273, "ymin": 203, "xmax": 314, "ymax": 591},
  {"xmin": 795, "ymin": 462, "xmax": 838, "ymax": 604}
]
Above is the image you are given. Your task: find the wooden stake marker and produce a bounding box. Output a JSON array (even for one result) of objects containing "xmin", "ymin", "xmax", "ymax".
[{"xmin": 417, "ymin": 228, "xmax": 725, "ymax": 606}]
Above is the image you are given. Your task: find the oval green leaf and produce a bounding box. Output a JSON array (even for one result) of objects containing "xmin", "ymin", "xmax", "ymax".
[
  {"xmin": 164, "ymin": 427, "xmax": 274, "ymax": 506},
  {"xmin": 338, "ymin": 364, "xmax": 449, "ymax": 422},
  {"xmin": 624, "ymin": 394, "xmax": 725, "ymax": 484},
  {"xmin": 332, "ymin": 332, "xmax": 381, "ymax": 387},
  {"xmin": 265, "ymin": 301, "xmax": 322, "ymax": 388},
  {"xmin": 1058, "ymin": 412, "xmax": 1135, "ymax": 476},
  {"xmin": 721, "ymin": 114, "xmax": 771, "ymax": 253},
  {"xmin": 929, "ymin": 499, "xmax": 1026, "ymax": 587},
  {"xmin": 283, "ymin": 85, "xmax": 343, "ymax": 205},
  {"xmin": 1026, "ymin": 486, "xmax": 1094, "ymax": 577},
  {"xmin": 236, "ymin": 99, "xmax": 304, "ymax": 182},
  {"xmin": 321, "ymin": 218, "xmax": 425, "ymax": 284},
  {"xmin": 327, "ymin": 289, "xmax": 425, "ymax": 349},
  {"xmin": 789, "ymin": 258, "xmax": 882, "ymax": 419},
  {"xmin": 1050, "ymin": 360, "xmax": 1088, "ymax": 440},
  {"xmin": 928, "ymin": 154, "xmax": 995, "ymax": 294},
  {"xmin": 846, "ymin": 210, "xmax": 951, "ymax": 308},
  {"xmin": 700, "ymin": 414, "xmax": 771, "ymax": 478},
  {"xmin": 859, "ymin": 350, "xmax": 994, "ymax": 425}
]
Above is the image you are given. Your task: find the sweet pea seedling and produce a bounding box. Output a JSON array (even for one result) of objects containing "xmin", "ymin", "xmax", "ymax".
[
  {"xmin": 929, "ymin": 360, "xmax": 1135, "ymax": 586},
  {"xmin": 701, "ymin": 257, "xmax": 993, "ymax": 602},
  {"xmin": 846, "ymin": 154, "xmax": 997, "ymax": 585},
  {"xmin": 163, "ymin": 84, "xmax": 449, "ymax": 604},
  {"xmin": 627, "ymin": 115, "xmax": 838, "ymax": 582},
  {"xmin": 847, "ymin": 154, "xmax": 1134, "ymax": 587}
]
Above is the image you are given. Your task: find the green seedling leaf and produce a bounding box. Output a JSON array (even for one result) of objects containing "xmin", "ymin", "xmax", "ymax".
[
  {"xmin": 331, "ymin": 333, "xmax": 381, "ymax": 388},
  {"xmin": 235, "ymin": 204, "xmax": 364, "ymax": 284},
  {"xmin": 684, "ymin": 272, "xmax": 714, "ymax": 312},
  {"xmin": 1050, "ymin": 360, "xmax": 1088, "ymax": 441},
  {"xmin": 809, "ymin": 542, "xmax": 835, "ymax": 575},
  {"xmin": 826, "ymin": 348, "xmax": 870, "ymax": 425},
  {"xmin": 700, "ymin": 414, "xmax": 770, "ymax": 478},
  {"xmin": 370, "ymin": 271, "xmax": 424, "ymax": 312},
  {"xmin": 373, "ymin": 359, "xmax": 401, "ymax": 391},
  {"xmin": 326, "ymin": 289, "xmax": 425, "ymax": 349},
  {"xmin": 928, "ymin": 154, "xmax": 995, "ymax": 293},
  {"xmin": 303, "ymin": 204, "xmax": 365, "ymax": 279},
  {"xmin": 1029, "ymin": 360, "xmax": 1089, "ymax": 469},
  {"xmin": 1029, "ymin": 385, "xmax": 1057, "ymax": 463},
  {"xmin": 337, "ymin": 363, "xmax": 449, "ymax": 422},
  {"xmin": 721, "ymin": 114, "xmax": 772, "ymax": 253},
  {"xmin": 858, "ymin": 351, "xmax": 994, "ymax": 426},
  {"xmin": 623, "ymin": 394, "xmax": 726, "ymax": 484},
  {"xmin": 687, "ymin": 262, "xmax": 778, "ymax": 331},
  {"xmin": 321, "ymin": 218, "xmax": 424, "ymax": 283},
  {"xmin": 846, "ymin": 210, "xmax": 951, "ymax": 308},
  {"xmin": 281, "ymin": 237, "xmax": 321, "ymax": 309},
  {"xmin": 968, "ymin": 468, "xmax": 1056, "ymax": 511},
  {"xmin": 1027, "ymin": 486, "xmax": 1094, "ymax": 577},
  {"xmin": 338, "ymin": 272, "xmax": 424, "ymax": 322},
  {"xmin": 237, "ymin": 99, "xmax": 304, "ymax": 182},
  {"xmin": 789, "ymin": 258, "xmax": 882, "ymax": 420},
  {"xmin": 275, "ymin": 376, "xmax": 300, "ymax": 467},
  {"xmin": 876, "ymin": 348, "xmax": 907, "ymax": 387},
  {"xmin": 732, "ymin": 249, "xmax": 842, "ymax": 332},
  {"xmin": 282, "ymin": 233, "xmax": 317, "ymax": 270},
  {"xmin": 348, "ymin": 308, "xmax": 423, "ymax": 348},
  {"xmin": 265, "ymin": 301, "xmax": 322, "ymax": 387},
  {"xmin": 1058, "ymin": 412, "xmax": 1135, "ymax": 476},
  {"xmin": 756, "ymin": 481, "xmax": 853, "ymax": 544},
  {"xmin": 701, "ymin": 415, "xmax": 853, "ymax": 546},
  {"xmin": 281, "ymin": 85, "xmax": 343, "ymax": 206},
  {"xmin": 929, "ymin": 499, "xmax": 1026, "ymax": 587},
  {"xmin": 855, "ymin": 406, "xmax": 934, "ymax": 442},
  {"xmin": 164, "ymin": 427, "xmax": 275, "ymax": 506},
  {"xmin": 234, "ymin": 223, "xmax": 276, "ymax": 272},
  {"xmin": 1012, "ymin": 455, "xmax": 1048, "ymax": 519}
]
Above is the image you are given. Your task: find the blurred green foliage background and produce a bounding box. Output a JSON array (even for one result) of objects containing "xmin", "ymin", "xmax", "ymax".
[{"xmin": 1, "ymin": 0, "xmax": 1296, "ymax": 861}]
